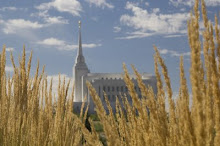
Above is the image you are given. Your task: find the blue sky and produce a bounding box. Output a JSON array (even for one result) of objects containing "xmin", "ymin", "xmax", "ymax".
[{"xmin": 0, "ymin": 0, "xmax": 219, "ymax": 94}]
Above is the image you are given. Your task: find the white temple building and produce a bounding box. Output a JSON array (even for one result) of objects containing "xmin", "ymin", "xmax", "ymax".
[{"xmin": 73, "ymin": 21, "xmax": 157, "ymax": 113}]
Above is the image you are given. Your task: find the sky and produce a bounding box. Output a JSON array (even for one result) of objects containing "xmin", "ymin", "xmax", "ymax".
[{"xmin": 0, "ymin": 0, "xmax": 219, "ymax": 95}]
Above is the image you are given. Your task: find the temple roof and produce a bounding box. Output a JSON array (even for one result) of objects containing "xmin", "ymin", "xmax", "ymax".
[{"xmin": 84, "ymin": 73, "xmax": 155, "ymax": 80}]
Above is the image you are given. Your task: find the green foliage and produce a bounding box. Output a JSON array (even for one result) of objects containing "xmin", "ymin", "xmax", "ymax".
[
  {"xmin": 89, "ymin": 114, "xmax": 100, "ymax": 121},
  {"xmin": 94, "ymin": 122, "xmax": 104, "ymax": 132}
]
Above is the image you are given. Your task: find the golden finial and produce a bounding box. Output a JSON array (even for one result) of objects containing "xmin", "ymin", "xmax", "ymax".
[{"xmin": 79, "ymin": 21, "xmax": 81, "ymax": 29}]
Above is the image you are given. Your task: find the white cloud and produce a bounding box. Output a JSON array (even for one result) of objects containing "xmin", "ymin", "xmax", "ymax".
[
  {"xmin": 2, "ymin": 19, "xmax": 45, "ymax": 34},
  {"xmin": 37, "ymin": 37, "xmax": 102, "ymax": 51},
  {"xmin": 164, "ymin": 34, "xmax": 184, "ymax": 38},
  {"xmin": 0, "ymin": 7, "xmax": 17, "ymax": 11},
  {"xmin": 116, "ymin": 31, "xmax": 154, "ymax": 39},
  {"xmin": 0, "ymin": 7, "xmax": 27, "ymax": 11},
  {"xmin": 31, "ymin": 10, "xmax": 69, "ymax": 24},
  {"xmin": 180, "ymin": 8, "xmax": 186, "ymax": 12},
  {"xmin": 82, "ymin": 43, "xmax": 102, "ymax": 48},
  {"xmin": 61, "ymin": 43, "xmax": 102, "ymax": 51},
  {"xmin": 113, "ymin": 26, "xmax": 121, "ymax": 33},
  {"xmin": 38, "ymin": 37, "xmax": 65, "ymax": 46},
  {"xmin": 159, "ymin": 49, "xmax": 169, "ymax": 55},
  {"xmin": 158, "ymin": 48, "xmax": 191, "ymax": 57},
  {"xmin": 1, "ymin": 14, "xmax": 67, "ymax": 35},
  {"xmin": 8, "ymin": 19, "xmax": 43, "ymax": 28},
  {"xmin": 170, "ymin": 0, "xmax": 220, "ymax": 7},
  {"xmin": 145, "ymin": 2, "xmax": 149, "ymax": 6},
  {"xmin": 5, "ymin": 66, "xmax": 14, "ymax": 72},
  {"xmin": 85, "ymin": 0, "xmax": 114, "ymax": 9},
  {"xmin": 119, "ymin": 2, "xmax": 189, "ymax": 39},
  {"xmin": 45, "ymin": 16, "xmax": 69, "ymax": 24},
  {"xmin": 152, "ymin": 8, "xmax": 160, "ymax": 14},
  {"xmin": 6, "ymin": 47, "xmax": 14, "ymax": 52},
  {"xmin": 36, "ymin": 0, "xmax": 82, "ymax": 16}
]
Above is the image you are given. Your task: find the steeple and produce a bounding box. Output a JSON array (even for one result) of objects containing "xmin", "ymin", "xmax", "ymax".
[
  {"xmin": 73, "ymin": 20, "xmax": 90, "ymax": 102},
  {"xmin": 76, "ymin": 21, "xmax": 85, "ymax": 63}
]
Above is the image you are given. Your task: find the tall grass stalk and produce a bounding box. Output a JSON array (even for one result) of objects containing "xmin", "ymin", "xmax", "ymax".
[{"xmin": 0, "ymin": 0, "xmax": 220, "ymax": 145}]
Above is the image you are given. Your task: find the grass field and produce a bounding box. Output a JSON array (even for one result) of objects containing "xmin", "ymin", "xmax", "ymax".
[{"xmin": 0, "ymin": 0, "xmax": 220, "ymax": 145}]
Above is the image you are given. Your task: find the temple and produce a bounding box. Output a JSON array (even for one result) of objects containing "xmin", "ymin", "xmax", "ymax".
[{"xmin": 73, "ymin": 21, "xmax": 157, "ymax": 113}]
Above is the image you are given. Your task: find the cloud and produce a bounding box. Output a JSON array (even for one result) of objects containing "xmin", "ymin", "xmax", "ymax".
[
  {"xmin": 164, "ymin": 34, "xmax": 184, "ymax": 38},
  {"xmin": 159, "ymin": 49, "xmax": 169, "ymax": 55},
  {"xmin": 85, "ymin": 0, "xmax": 114, "ymax": 9},
  {"xmin": 37, "ymin": 37, "xmax": 102, "ymax": 51},
  {"xmin": 180, "ymin": 8, "xmax": 186, "ymax": 12},
  {"xmin": 0, "ymin": 14, "xmax": 68, "ymax": 35},
  {"xmin": 5, "ymin": 66, "xmax": 14, "ymax": 72},
  {"xmin": 0, "ymin": 7, "xmax": 17, "ymax": 11},
  {"xmin": 116, "ymin": 31, "xmax": 154, "ymax": 39},
  {"xmin": 36, "ymin": 0, "xmax": 82, "ymax": 16},
  {"xmin": 6, "ymin": 47, "xmax": 14, "ymax": 52},
  {"xmin": 0, "ymin": 7, "xmax": 27, "ymax": 11},
  {"xmin": 31, "ymin": 10, "xmax": 69, "ymax": 25},
  {"xmin": 82, "ymin": 43, "xmax": 102, "ymax": 48},
  {"xmin": 1, "ymin": 19, "xmax": 45, "ymax": 34},
  {"xmin": 170, "ymin": 0, "xmax": 220, "ymax": 7},
  {"xmin": 145, "ymin": 2, "xmax": 149, "ymax": 6},
  {"xmin": 158, "ymin": 48, "xmax": 191, "ymax": 57},
  {"xmin": 113, "ymin": 26, "xmax": 121, "ymax": 33},
  {"xmin": 45, "ymin": 16, "xmax": 69, "ymax": 24},
  {"xmin": 118, "ymin": 2, "xmax": 189, "ymax": 39},
  {"xmin": 38, "ymin": 37, "xmax": 65, "ymax": 46},
  {"xmin": 59, "ymin": 43, "xmax": 102, "ymax": 51}
]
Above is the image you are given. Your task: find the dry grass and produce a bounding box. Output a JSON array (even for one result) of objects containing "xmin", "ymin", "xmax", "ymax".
[
  {"xmin": 0, "ymin": 46, "xmax": 86, "ymax": 145},
  {"xmin": 0, "ymin": 0, "xmax": 220, "ymax": 145}
]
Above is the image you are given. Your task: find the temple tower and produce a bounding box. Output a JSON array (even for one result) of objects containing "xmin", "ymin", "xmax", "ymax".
[{"xmin": 73, "ymin": 21, "xmax": 90, "ymax": 102}]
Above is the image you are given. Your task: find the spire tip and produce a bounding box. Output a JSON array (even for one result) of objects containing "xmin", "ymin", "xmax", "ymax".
[{"xmin": 78, "ymin": 21, "xmax": 81, "ymax": 28}]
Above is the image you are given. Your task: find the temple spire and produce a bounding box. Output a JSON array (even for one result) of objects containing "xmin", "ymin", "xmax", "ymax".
[
  {"xmin": 76, "ymin": 20, "xmax": 85, "ymax": 63},
  {"xmin": 78, "ymin": 21, "xmax": 82, "ymax": 56}
]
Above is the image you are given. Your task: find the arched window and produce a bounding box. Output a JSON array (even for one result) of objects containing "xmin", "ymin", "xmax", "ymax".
[{"xmin": 112, "ymin": 86, "xmax": 114, "ymax": 92}]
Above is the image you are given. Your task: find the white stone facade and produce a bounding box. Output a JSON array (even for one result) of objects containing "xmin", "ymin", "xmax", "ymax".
[{"xmin": 73, "ymin": 21, "xmax": 157, "ymax": 114}]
